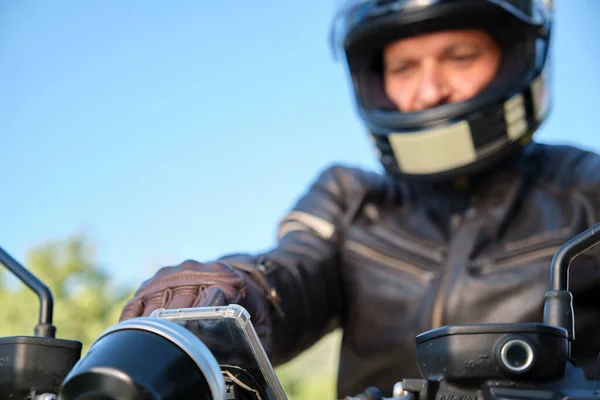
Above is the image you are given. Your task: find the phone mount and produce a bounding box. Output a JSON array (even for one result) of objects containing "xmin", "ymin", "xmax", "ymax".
[
  {"xmin": 0, "ymin": 247, "xmax": 82, "ymax": 399},
  {"xmin": 394, "ymin": 223, "xmax": 600, "ymax": 400}
]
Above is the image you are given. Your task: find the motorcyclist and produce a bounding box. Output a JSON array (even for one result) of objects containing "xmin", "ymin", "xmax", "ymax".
[{"xmin": 120, "ymin": 0, "xmax": 600, "ymax": 397}]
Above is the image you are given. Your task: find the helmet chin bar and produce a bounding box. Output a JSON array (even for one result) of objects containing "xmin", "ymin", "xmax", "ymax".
[{"xmin": 378, "ymin": 89, "xmax": 542, "ymax": 176}]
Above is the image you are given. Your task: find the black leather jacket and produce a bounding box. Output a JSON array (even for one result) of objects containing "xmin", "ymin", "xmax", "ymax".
[{"xmin": 220, "ymin": 142, "xmax": 600, "ymax": 397}]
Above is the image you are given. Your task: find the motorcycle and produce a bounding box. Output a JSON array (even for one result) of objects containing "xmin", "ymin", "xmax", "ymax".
[{"xmin": 3, "ymin": 223, "xmax": 600, "ymax": 399}]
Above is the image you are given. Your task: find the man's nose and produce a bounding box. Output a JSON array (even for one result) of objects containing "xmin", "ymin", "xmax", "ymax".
[{"xmin": 415, "ymin": 63, "xmax": 451, "ymax": 110}]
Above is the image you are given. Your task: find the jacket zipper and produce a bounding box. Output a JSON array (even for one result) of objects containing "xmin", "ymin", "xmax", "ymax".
[
  {"xmin": 346, "ymin": 240, "xmax": 434, "ymax": 286},
  {"xmin": 474, "ymin": 245, "xmax": 562, "ymax": 275},
  {"xmin": 350, "ymin": 227, "xmax": 441, "ymax": 272},
  {"xmin": 429, "ymin": 209, "xmax": 483, "ymax": 329},
  {"xmin": 370, "ymin": 225, "xmax": 444, "ymax": 264},
  {"xmin": 430, "ymin": 270, "xmax": 453, "ymax": 330}
]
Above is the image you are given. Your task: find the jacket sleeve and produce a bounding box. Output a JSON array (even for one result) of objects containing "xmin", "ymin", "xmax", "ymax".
[{"xmin": 217, "ymin": 164, "xmax": 375, "ymax": 365}]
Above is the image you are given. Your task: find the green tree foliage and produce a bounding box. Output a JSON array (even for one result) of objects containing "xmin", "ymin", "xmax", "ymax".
[
  {"xmin": 0, "ymin": 234, "xmax": 340, "ymax": 399},
  {"xmin": 0, "ymin": 234, "xmax": 134, "ymax": 351},
  {"xmin": 275, "ymin": 330, "xmax": 341, "ymax": 400}
]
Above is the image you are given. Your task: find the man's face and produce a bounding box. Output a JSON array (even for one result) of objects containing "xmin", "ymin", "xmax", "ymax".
[{"xmin": 383, "ymin": 29, "xmax": 502, "ymax": 112}]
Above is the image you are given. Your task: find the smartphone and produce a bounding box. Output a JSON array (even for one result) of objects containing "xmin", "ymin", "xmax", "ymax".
[{"xmin": 150, "ymin": 304, "xmax": 287, "ymax": 400}]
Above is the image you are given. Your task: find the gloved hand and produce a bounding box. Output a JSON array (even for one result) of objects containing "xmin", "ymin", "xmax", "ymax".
[{"xmin": 118, "ymin": 260, "xmax": 272, "ymax": 352}]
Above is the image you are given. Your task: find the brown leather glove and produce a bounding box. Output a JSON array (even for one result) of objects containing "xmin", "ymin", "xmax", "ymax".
[{"xmin": 119, "ymin": 260, "xmax": 272, "ymax": 353}]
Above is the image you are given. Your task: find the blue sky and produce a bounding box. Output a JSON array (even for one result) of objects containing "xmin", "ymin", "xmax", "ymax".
[{"xmin": 2, "ymin": 1, "xmax": 600, "ymax": 288}]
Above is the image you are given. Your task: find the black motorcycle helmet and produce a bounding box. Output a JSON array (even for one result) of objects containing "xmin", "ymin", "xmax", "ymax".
[{"xmin": 330, "ymin": 0, "xmax": 553, "ymax": 180}]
